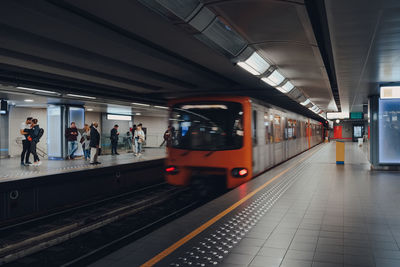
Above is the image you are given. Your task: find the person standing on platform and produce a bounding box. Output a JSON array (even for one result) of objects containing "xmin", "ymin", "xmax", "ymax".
[
  {"xmin": 110, "ymin": 124, "xmax": 120, "ymax": 155},
  {"xmin": 28, "ymin": 118, "xmax": 43, "ymax": 166},
  {"xmin": 134, "ymin": 123, "xmax": 145, "ymax": 156},
  {"xmin": 65, "ymin": 122, "xmax": 79, "ymax": 160},
  {"xmin": 81, "ymin": 124, "xmax": 91, "ymax": 161},
  {"xmin": 160, "ymin": 125, "xmax": 173, "ymax": 147},
  {"xmin": 131, "ymin": 124, "xmax": 137, "ymax": 155},
  {"xmin": 89, "ymin": 122, "xmax": 101, "ymax": 165},
  {"xmin": 20, "ymin": 117, "xmax": 32, "ymax": 166}
]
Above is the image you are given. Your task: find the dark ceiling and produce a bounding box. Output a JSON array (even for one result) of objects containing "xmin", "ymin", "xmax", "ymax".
[{"xmin": 0, "ymin": 0, "xmax": 340, "ymax": 122}]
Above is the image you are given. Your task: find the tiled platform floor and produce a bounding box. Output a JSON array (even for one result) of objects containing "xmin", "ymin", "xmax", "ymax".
[
  {"xmin": 91, "ymin": 142, "xmax": 400, "ymax": 267},
  {"xmin": 0, "ymin": 148, "xmax": 165, "ymax": 182}
]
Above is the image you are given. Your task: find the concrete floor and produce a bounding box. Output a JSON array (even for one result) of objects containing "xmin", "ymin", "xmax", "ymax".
[{"xmin": 0, "ymin": 148, "xmax": 165, "ymax": 183}]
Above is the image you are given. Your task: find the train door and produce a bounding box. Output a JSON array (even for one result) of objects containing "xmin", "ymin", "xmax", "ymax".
[
  {"xmin": 264, "ymin": 110, "xmax": 274, "ymax": 169},
  {"xmin": 272, "ymin": 113, "xmax": 284, "ymax": 164},
  {"xmin": 251, "ymin": 108, "xmax": 260, "ymax": 175}
]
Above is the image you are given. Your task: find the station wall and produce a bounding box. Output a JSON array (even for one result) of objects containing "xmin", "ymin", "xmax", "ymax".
[
  {"xmin": 85, "ymin": 111, "xmax": 102, "ymax": 133},
  {"xmin": 8, "ymin": 107, "xmax": 48, "ymax": 158},
  {"xmin": 134, "ymin": 115, "xmax": 168, "ymax": 147}
]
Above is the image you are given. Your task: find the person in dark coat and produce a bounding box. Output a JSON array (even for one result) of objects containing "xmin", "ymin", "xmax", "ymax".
[
  {"xmin": 28, "ymin": 118, "xmax": 41, "ymax": 166},
  {"xmin": 89, "ymin": 122, "xmax": 101, "ymax": 165},
  {"xmin": 110, "ymin": 124, "xmax": 119, "ymax": 155}
]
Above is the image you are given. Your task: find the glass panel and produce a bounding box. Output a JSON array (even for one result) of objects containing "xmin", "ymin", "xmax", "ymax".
[
  {"xmin": 170, "ymin": 102, "xmax": 243, "ymax": 150},
  {"xmin": 379, "ymin": 99, "xmax": 400, "ymax": 163},
  {"xmin": 69, "ymin": 107, "xmax": 84, "ymax": 156},
  {"xmin": 47, "ymin": 106, "xmax": 62, "ymax": 157}
]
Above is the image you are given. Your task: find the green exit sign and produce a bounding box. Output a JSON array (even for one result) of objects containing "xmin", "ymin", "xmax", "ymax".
[{"xmin": 350, "ymin": 112, "xmax": 363, "ymax": 119}]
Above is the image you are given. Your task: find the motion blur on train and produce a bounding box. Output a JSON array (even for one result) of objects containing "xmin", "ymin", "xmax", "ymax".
[{"xmin": 165, "ymin": 96, "xmax": 324, "ymax": 192}]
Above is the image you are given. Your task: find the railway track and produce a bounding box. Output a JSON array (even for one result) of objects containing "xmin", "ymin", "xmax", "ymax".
[{"xmin": 0, "ymin": 183, "xmax": 199, "ymax": 266}]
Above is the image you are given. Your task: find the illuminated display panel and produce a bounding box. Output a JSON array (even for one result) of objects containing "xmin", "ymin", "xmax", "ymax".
[{"xmin": 379, "ymin": 99, "xmax": 400, "ymax": 164}]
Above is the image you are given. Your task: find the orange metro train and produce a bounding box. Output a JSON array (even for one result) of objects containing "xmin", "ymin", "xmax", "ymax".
[{"xmin": 165, "ymin": 96, "xmax": 324, "ymax": 190}]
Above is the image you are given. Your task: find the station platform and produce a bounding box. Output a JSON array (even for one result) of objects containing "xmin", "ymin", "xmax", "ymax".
[
  {"xmin": 0, "ymin": 148, "xmax": 166, "ymax": 222},
  {"xmin": 0, "ymin": 148, "xmax": 165, "ymax": 183},
  {"xmin": 91, "ymin": 142, "xmax": 400, "ymax": 267}
]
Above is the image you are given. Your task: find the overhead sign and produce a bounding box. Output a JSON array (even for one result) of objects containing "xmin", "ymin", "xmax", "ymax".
[{"xmin": 350, "ymin": 112, "xmax": 363, "ymax": 119}]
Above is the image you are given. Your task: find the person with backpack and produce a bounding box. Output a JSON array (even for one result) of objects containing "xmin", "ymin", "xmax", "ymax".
[
  {"xmin": 27, "ymin": 118, "xmax": 43, "ymax": 166},
  {"xmin": 20, "ymin": 117, "xmax": 32, "ymax": 166}
]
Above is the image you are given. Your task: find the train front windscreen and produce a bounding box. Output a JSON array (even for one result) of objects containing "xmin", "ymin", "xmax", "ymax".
[{"xmin": 170, "ymin": 102, "xmax": 244, "ymax": 151}]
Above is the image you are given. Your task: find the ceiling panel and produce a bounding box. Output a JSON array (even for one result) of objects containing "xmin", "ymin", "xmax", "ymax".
[{"xmin": 326, "ymin": 0, "xmax": 400, "ymax": 113}]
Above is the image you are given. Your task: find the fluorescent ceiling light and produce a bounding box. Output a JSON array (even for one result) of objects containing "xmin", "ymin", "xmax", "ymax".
[
  {"xmin": 237, "ymin": 52, "xmax": 270, "ymax": 76},
  {"xmin": 327, "ymin": 112, "xmax": 349, "ymax": 119},
  {"xmin": 261, "ymin": 70, "xmax": 285, "ymax": 87},
  {"xmin": 181, "ymin": 104, "xmax": 228, "ymax": 110},
  {"xmin": 66, "ymin": 94, "xmax": 96, "ymax": 100},
  {"xmin": 237, "ymin": 62, "xmax": 260, "ymax": 76},
  {"xmin": 86, "ymin": 108, "xmax": 94, "ymax": 111},
  {"xmin": 24, "ymin": 99, "xmax": 34, "ymax": 102},
  {"xmin": 380, "ymin": 86, "xmax": 400, "ymax": 99},
  {"xmin": 276, "ymin": 81, "xmax": 294, "ymax": 93},
  {"xmin": 154, "ymin": 105, "xmax": 168, "ymax": 109},
  {"xmin": 132, "ymin": 102, "xmax": 150, "ymax": 107},
  {"xmin": 301, "ymin": 99, "xmax": 311, "ymax": 106},
  {"xmin": 135, "ymin": 112, "xmax": 141, "ymax": 115},
  {"xmin": 17, "ymin": 86, "xmax": 59, "ymax": 95},
  {"xmin": 107, "ymin": 114, "xmax": 132, "ymax": 121}
]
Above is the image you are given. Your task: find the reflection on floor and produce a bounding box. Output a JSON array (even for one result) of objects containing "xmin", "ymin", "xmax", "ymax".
[{"xmin": 0, "ymin": 148, "xmax": 166, "ymax": 182}]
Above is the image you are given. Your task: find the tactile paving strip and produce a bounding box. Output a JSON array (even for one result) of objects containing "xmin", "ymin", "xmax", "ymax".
[{"xmin": 167, "ymin": 160, "xmax": 310, "ymax": 267}]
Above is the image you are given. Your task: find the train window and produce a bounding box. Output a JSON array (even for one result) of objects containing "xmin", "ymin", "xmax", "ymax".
[
  {"xmin": 273, "ymin": 115, "xmax": 282, "ymax": 142},
  {"xmin": 287, "ymin": 119, "xmax": 296, "ymax": 139},
  {"xmin": 252, "ymin": 110, "xmax": 257, "ymax": 146},
  {"xmin": 170, "ymin": 101, "xmax": 244, "ymax": 150},
  {"xmin": 264, "ymin": 113, "xmax": 273, "ymax": 144}
]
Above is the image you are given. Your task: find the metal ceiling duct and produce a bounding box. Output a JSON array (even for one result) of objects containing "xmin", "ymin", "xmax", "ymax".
[
  {"xmin": 137, "ymin": 0, "xmax": 202, "ymax": 22},
  {"xmin": 157, "ymin": 0, "xmax": 202, "ymax": 21},
  {"xmin": 138, "ymin": 1, "xmax": 247, "ymax": 57},
  {"xmin": 196, "ymin": 17, "xmax": 247, "ymax": 57}
]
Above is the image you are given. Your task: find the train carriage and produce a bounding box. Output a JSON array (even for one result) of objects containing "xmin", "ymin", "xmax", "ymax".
[{"xmin": 165, "ymin": 96, "xmax": 323, "ymax": 190}]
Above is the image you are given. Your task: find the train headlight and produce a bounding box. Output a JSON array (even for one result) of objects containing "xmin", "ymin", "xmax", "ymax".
[
  {"xmin": 231, "ymin": 168, "xmax": 248, "ymax": 178},
  {"xmin": 165, "ymin": 165, "xmax": 179, "ymax": 175}
]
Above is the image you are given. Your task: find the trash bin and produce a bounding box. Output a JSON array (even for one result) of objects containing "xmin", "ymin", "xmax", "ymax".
[
  {"xmin": 336, "ymin": 141, "xmax": 345, "ymax": 164},
  {"xmin": 358, "ymin": 138, "xmax": 363, "ymax": 147}
]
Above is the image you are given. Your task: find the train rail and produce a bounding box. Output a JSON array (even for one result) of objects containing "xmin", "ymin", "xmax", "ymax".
[{"xmin": 0, "ymin": 183, "xmax": 199, "ymax": 266}]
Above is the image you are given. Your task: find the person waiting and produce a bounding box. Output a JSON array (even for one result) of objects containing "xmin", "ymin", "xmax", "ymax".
[
  {"xmin": 89, "ymin": 122, "xmax": 101, "ymax": 165},
  {"xmin": 81, "ymin": 124, "xmax": 91, "ymax": 161},
  {"xmin": 65, "ymin": 122, "xmax": 79, "ymax": 159},
  {"xmin": 20, "ymin": 117, "xmax": 32, "ymax": 166},
  {"xmin": 28, "ymin": 119, "xmax": 42, "ymax": 166},
  {"xmin": 110, "ymin": 124, "xmax": 120, "ymax": 155},
  {"xmin": 134, "ymin": 123, "xmax": 145, "ymax": 156}
]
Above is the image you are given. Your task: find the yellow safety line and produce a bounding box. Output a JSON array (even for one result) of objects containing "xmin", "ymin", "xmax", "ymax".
[{"xmin": 141, "ymin": 145, "xmax": 322, "ymax": 266}]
